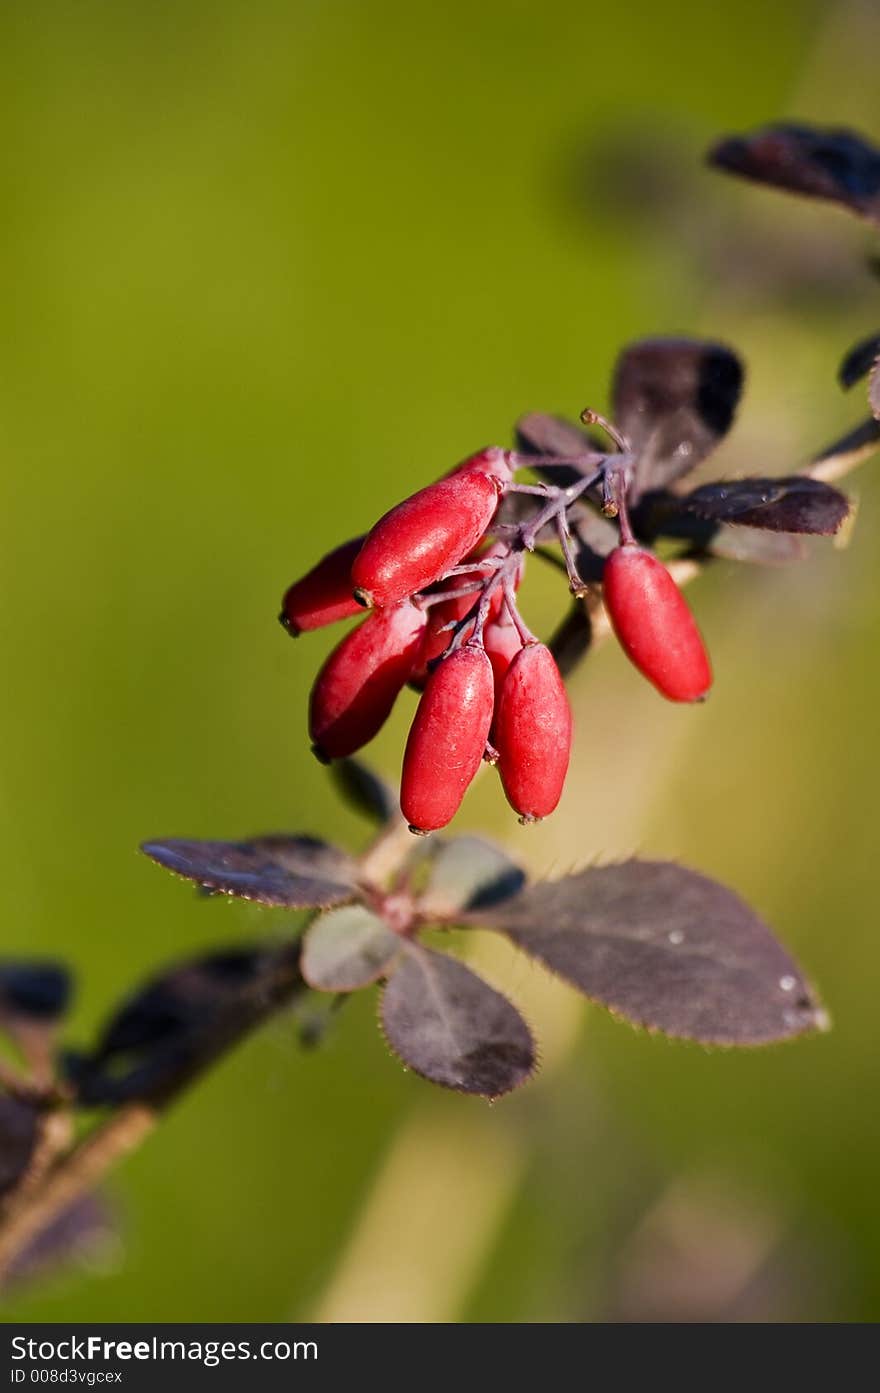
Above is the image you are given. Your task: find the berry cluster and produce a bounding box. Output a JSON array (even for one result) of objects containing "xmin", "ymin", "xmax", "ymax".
[{"xmin": 280, "ymin": 419, "xmax": 711, "ymax": 834}]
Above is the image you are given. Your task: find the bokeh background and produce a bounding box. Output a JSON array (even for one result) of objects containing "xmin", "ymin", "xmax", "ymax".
[{"xmin": 2, "ymin": 0, "xmax": 879, "ymax": 1322}]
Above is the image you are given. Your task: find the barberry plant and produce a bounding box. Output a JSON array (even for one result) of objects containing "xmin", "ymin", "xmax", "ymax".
[
  {"xmin": 278, "ymin": 332, "xmax": 853, "ymax": 833},
  {"xmin": 0, "ymin": 121, "xmax": 878, "ymax": 1291},
  {"xmin": 133, "ymin": 315, "xmax": 871, "ymax": 1102},
  {"xmin": 709, "ymin": 121, "xmax": 880, "ymax": 434}
]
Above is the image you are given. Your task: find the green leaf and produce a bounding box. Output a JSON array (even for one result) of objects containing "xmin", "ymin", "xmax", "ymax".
[
  {"xmin": 302, "ymin": 905, "xmax": 401, "ymax": 992},
  {"xmin": 418, "ymin": 836, "xmax": 526, "ymax": 919}
]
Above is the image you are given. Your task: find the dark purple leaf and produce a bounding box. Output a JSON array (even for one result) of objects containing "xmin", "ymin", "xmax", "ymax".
[
  {"xmin": 871, "ymin": 359, "xmax": 880, "ymax": 421},
  {"xmin": 329, "ymin": 758, "xmax": 397, "ymax": 826},
  {"xmin": 709, "ymin": 123, "xmax": 880, "ymax": 224},
  {"xmin": 839, "ymin": 331, "xmax": 880, "ymax": 389},
  {"xmin": 301, "ymin": 905, "xmax": 400, "ymax": 992},
  {"xmin": 0, "ymin": 962, "xmax": 71, "ymax": 1022},
  {"xmin": 67, "ymin": 942, "xmax": 304, "ymax": 1105},
  {"xmin": 683, "ymin": 476, "xmax": 849, "ymax": 535},
  {"xmin": 418, "ymin": 836, "xmax": 526, "ymax": 918},
  {"xmin": 141, "ymin": 834, "xmax": 358, "ymax": 908},
  {"xmin": 0, "ymin": 1096, "xmax": 41, "ymax": 1196},
  {"xmin": 631, "ymin": 492, "xmax": 809, "ymax": 561},
  {"xmin": 612, "ymin": 338, "xmax": 744, "ymax": 497},
  {"xmin": 464, "ymin": 860, "xmax": 825, "ymax": 1045},
  {"xmin": 812, "ymin": 415, "xmax": 880, "ymax": 473},
  {"xmin": 380, "ymin": 945, "xmax": 535, "ymax": 1097}
]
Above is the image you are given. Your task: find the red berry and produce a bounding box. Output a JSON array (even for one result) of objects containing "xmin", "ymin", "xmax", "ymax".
[
  {"xmin": 483, "ymin": 616, "xmax": 523, "ymax": 705},
  {"xmin": 309, "ymin": 601, "xmax": 426, "ymax": 760},
  {"xmin": 602, "ymin": 545, "xmax": 712, "ymax": 702},
  {"xmin": 400, "ymin": 645, "xmax": 494, "ymax": 833},
  {"xmin": 409, "ymin": 542, "xmax": 511, "ymax": 688},
  {"xmin": 351, "ymin": 471, "xmax": 504, "ymax": 610},
  {"xmin": 280, "ymin": 536, "xmax": 365, "ymax": 636},
  {"xmin": 494, "ymin": 643, "xmax": 572, "ymax": 822},
  {"xmin": 448, "ymin": 446, "xmax": 513, "ymax": 486}
]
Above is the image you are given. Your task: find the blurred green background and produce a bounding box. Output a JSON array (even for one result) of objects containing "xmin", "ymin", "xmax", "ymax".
[{"xmin": 2, "ymin": 0, "xmax": 880, "ymax": 1322}]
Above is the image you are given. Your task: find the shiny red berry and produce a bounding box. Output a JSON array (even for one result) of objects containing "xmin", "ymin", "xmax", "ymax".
[
  {"xmin": 483, "ymin": 615, "xmax": 523, "ymax": 704},
  {"xmin": 280, "ymin": 537, "xmax": 365, "ymax": 636},
  {"xmin": 603, "ymin": 545, "xmax": 712, "ymax": 702},
  {"xmin": 309, "ymin": 601, "xmax": 426, "ymax": 760},
  {"xmin": 494, "ymin": 643, "xmax": 572, "ymax": 822},
  {"xmin": 448, "ymin": 446, "xmax": 513, "ymax": 486},
  {"xmin": 400, "ymin": 645, "xmax": 494, "ymax": 833},
  {"xmin": 351, "ymin": 471, "xmax": 504, "ymax": 610}
]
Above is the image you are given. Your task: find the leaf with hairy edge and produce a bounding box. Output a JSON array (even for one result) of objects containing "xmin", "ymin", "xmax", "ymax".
[
  {"xmin": 839, "ymin": 332, "xmax": 880, "ymax": 390},
  {"xmin": 380, "ymin": 945, "xmax": 535, "ymax": 1097},
  {"xmin": 708, "ymin": 123, "xmax": 880, "ymax": 224},
  {"xmin": 463, "ymin": 861, "xmax": 826, "ymax": 1045},
  {"xmin": 611, "ymin": 338, "xmax": 744, "ymax": 499},
  {"xmin": 329, "ymin": 758, "xmax": 398, "ymax": 826},
  {"xmin": 418, "ymin": 837, "xmax": 526, "ymax": 919},
  {"xmin": 302, "ymin": 905, "xmax": 400, "ymax": 992},
  {"xmin": 682, "ymin": 476, "xmax": 849, "ymax": 535},
  {"xmin": 634, "ymin": 494, "xmax": 809, "ymax": 563},
  {"xmin": 141, "ymin": 835, "xmax": 358, "ymax": 908},
  {"xmin": 871, "ymin": 360, "xmax": 880, "ymax": 421}
]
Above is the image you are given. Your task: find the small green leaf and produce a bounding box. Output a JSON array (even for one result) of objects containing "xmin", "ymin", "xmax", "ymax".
[
  {"xmin": 302, "ymin": 905, "xmax": 401, "ymax": 992},
  {"xmin": 418, "ymin": 836, "xmax": 526, "ymax": 919}
]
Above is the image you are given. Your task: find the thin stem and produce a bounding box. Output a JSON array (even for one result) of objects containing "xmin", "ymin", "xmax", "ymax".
[
  {"xmin": 418, "ymin": 582, "xmax": 485, "ymax": 609},
  {"xmin": 508, "ymin": 450, "xmax": 607, "ymax": 472},
  {"xmin": 440, "ymin": 559, "xmax": 502, "ymax": 577},
  {"xmin": 555, "ymin": 512, "xmax": 590, "ymax": 597},
  {"xmin": 505, "ymin": 482, "xmax": 554, "ymax": 497},
  {"xmin": 580, "ymin": 407, "xmax": 631, "ymax": 454},
  {"xmin": 503, "ymin": 583, "xmax": 537, "ymax": 645},
  {"xmin": 0, "ymin": 1105, "xmax": 155, "ymax": 1282}
]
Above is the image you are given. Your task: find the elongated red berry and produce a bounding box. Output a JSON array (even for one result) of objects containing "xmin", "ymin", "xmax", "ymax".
[
  {"xmin": 280, "ymin": 537, "xmax": 365, "ymax": 636},
  {"xmin": 603, "ymin": 545, "xmax": 712, "ymax": 702},
  {"xmin": 309, "ymin": 601, "xmax": 426, "ymax": 760},
  {"xmin": 352, "ymin": 471, "xmax": 504, "ymax": 610},
  {"xmin": 400, "ymin": 645, "xmax": 494, "ymax": 833},
  {"xmin": 448, "ymin": 446, "xmax": 513, "ymax": 486},
  {"xmin": 494, "ymin": 643, "xmax": 572, "ymax": 822}
]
